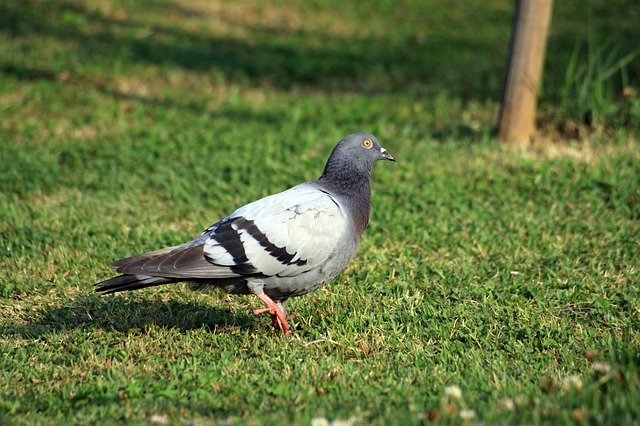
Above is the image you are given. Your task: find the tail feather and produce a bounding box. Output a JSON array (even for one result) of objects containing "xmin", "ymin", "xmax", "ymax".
[{"xmin": 95, "ymin": 274, "xmax": 176, "ymax": 295}]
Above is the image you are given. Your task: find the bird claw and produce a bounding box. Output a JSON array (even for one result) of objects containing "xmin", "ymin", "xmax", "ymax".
[
  {"xmin": 254, "ymin": 294, "xmax": 291, "ymax": 335},
  {"xmin": 253, "ymin": 307, "xmax": 276, "ymax": 316}
]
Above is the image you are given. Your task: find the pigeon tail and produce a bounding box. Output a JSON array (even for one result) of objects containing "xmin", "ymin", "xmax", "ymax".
[{"xmin": 95, "ymin": 274, "xmax": 176, "ymax": 295}]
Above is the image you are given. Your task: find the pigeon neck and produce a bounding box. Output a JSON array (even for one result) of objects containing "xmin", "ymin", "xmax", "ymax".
[{"xmin": 318, "ymin": 160, "xmax": 372, "ymax": 236}]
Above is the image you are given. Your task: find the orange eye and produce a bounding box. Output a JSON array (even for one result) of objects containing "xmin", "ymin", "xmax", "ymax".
[{"xmin": 362, "ymin": 139, "xmax": 373, "ymax": 149}]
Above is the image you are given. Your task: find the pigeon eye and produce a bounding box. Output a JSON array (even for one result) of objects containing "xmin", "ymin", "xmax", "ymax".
[{"xmin": 362, "ymin": 139, "xmax": 373, "ymax": 149}]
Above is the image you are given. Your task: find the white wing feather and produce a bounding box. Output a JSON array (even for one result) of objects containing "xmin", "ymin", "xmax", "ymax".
[{"xmin": 203, "ymin": 184, "xmax": 346, "ymax": 277}]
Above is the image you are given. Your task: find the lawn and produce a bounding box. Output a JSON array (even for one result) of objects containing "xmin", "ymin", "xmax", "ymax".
[{"xmin": 1, "ymin": 0, "xmax": 639, "ymax": 424}]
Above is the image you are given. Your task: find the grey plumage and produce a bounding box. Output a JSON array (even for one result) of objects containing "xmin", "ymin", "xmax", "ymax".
[{"xmin": 95, "ymin": 132, "xmax": 395, "ymax": 334}]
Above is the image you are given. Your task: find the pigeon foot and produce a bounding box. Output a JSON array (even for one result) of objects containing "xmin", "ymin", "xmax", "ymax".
[{"xmin": 254, "ymin": 293, "xmax": 291, "ymax": 335}]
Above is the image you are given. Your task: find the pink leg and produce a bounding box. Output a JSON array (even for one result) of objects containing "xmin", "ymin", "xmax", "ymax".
[{"xmin": 253, "ymin": 293, "xmax": 290, "ymax": 335}]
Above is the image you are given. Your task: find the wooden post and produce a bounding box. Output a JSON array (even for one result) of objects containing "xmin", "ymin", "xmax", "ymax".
[{"xmin": 498, "ymin": 0, "xmax": 554, "ymax": 144}]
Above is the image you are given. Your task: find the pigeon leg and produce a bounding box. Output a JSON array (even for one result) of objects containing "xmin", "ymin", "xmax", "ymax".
[{"xmin": 253, "ymin": 293, "xmax": 290, "ymax": 335}]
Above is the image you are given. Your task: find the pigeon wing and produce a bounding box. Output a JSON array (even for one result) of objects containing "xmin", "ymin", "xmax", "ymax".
[
  {"xmin": 203, "ymin": 184, "xmax": 347, "ymax": 278},
  {"xmin": 111, "ymin": 184, "xmax": 345, "ymax": 280}
]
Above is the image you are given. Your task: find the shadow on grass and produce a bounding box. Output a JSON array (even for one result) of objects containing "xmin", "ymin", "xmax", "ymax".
[
  {"xmin": 0, "ymin": 0, "xmax": 512, "ymax": 98},
  {"xmin": 3, "ymin": 0, "xmax": 638, "ymax": 120},
  {"xmin": 0, "ymin": 62, "xmax": 295, "ymax": 126},
  {"xmin": 2, "ymin": 1, "xmax": 638, "ymax": 102},
  {"xmin": 2, "ymin": 293, "xmax": 255, "ymax": 338}
]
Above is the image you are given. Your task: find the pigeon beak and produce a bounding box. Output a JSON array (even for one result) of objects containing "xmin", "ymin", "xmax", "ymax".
[{"xmin": 380, "ymin": 147, "xmax": 396, "ymax": 162}]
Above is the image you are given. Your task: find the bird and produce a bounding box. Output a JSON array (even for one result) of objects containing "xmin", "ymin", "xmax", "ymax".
[{"xmin": 95, "ymin": 133, "xmax": 395, "ymax": 334}]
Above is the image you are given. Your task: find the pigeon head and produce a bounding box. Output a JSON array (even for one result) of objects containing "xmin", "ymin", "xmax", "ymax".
[
  {"xmin": 320, "ymin": 133, "xmax": 395, "ymax": 180},
  {"xmin": 317, "ymin": 132, "xmax": 394, "ymax": 236}
]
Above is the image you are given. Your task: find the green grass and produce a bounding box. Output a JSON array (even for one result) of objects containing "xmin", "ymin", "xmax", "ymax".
[{"xmin": 1, "ymin": 0, "xmax": 639, "ymax": 424}]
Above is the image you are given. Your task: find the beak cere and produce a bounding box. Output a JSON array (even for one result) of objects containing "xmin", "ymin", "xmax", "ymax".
[{"xmin": 380, "ymin": 147, "xmax": 396, "ymax": 162}]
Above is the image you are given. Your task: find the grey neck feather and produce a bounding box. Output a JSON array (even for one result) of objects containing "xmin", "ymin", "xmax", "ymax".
[{"xmin": 317, "ymin": 157, "xmax": 372, "ymax": 237}]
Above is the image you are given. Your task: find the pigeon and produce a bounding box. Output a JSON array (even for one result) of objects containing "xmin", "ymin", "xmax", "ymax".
[{"xmin": 95, "ymin": 133, "xmax": 395, "ymax": 334}]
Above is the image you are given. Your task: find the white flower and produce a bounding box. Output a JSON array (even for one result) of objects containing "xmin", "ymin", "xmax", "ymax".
[
  {"xmin": 445, "ymin": 385, "xmax": 462, "ymax": 399},
  {"xmin": 311, "ymin": 418, "xmax": 330, "ymax": 426},
  {"xmin": 562, "ymin": 375, "xmax": 583, "ymax": 391},
  {"xmin": 331, "ymin": 417, "xmax": 356, "ymax": 426},
  {"xmin": 460, "ymin": 409, "xmax": 476, "ymax": 420},
  {"xmin": 593, "ymin": 362, "xmax": 611, "ymax": 374},
  {"xmin": 498, "ymin": 397, "xmax": 515, "ymax": 412},
  {"xmin": 312, "ymin": 417, "xmax": 356, "ymax": 426},
  {"xmin": 149, "ymin": 414, "xmax": 169, "ymax": 424}
]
